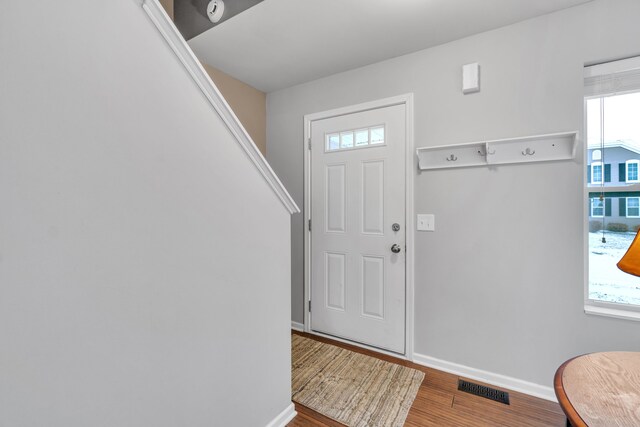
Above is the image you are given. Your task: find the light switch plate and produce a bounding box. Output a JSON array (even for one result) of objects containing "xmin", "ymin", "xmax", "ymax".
[{"xmin": 417, "ymin": 214, "xmax": 435, "ymax": 231}]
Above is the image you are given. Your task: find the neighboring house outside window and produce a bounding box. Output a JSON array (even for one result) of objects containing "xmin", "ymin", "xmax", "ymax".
[{"xmin": 587, "ymin": 144, "xmax": 640, "ymax": 226}]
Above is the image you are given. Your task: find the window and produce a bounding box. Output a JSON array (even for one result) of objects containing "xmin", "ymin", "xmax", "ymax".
[
  {"xmin": 327, "ymin": 134, "xmax": 339, "ymax": 151},
  {"xmin": 325, "ymin": 125, "xmax": 385, "ymax": 152},
  {"xmin": 355, "ymin": 129, "xmax": 369, "ymax": 146},
  {"xmin": 591, "ymin": 162, "xmax": 603, "ymax": 184},
  {"xmin": 340, "ymin": 131, "xmax": 354, "ymax": 149},
  {"xmin": 626, "ymin": 160, "xmax": 640, "ymax": 183},
  {"xmin": 370, "ymin": 127, "xmax": 384, "ymax": 145},
  {"xmin": 584, "ymin": 56, "xmax": 640, "ymax": 318},
  {"xmin": 590, "ymin": 198, "xmax": 605, "ymax": 217},
  {"xmin": 627, "ymin": 197, "xmax": 640, "ymax": 217}
]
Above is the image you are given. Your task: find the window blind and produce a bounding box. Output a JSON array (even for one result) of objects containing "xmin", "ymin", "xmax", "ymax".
[{"xmin": 584, "ymin": 56, "xmax": 640, "ymax": 97}]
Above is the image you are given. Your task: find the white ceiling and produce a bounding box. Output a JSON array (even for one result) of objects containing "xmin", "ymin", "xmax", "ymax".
[{"xmin": 189, "ymin": 0, "xmax": 592, "ymax": 93}]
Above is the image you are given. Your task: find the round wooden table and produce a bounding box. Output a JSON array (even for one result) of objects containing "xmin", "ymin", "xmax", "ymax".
[{"xmin": 554, "ymin": 352, "xmax": 640, "ymax": 427}]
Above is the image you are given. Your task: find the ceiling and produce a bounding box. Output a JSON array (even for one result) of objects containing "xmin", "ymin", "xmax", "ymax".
[
  {"xmin": 175, "ymin": 0, "xmax": 264, "ymax": 41},
  {"xmin": 189, "ymin": 0, "xmax": 592, "ymax": 93}
]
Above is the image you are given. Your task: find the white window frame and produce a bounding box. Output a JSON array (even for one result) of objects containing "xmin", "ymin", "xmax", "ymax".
[
  {"xmin": 591, "ymin": 161, "xmax": 603, "ymax": 184},
  {"xmin": 626, "ymin": 197, "xmax": 640, "ymax": 218},
  {"xmin": 626, "ymin": 160, "xmax": 640, "ymax": 183},
  {"xmin": 584, "ymin": 56, "xmax": 640, "ymax": 322},
  {"xmin": 590, "ymin": 198, "xmax": 605, "ymax": 217},
  {"xmin": 324, "ymin": 125, "xmax": 387, "ymax": 153},
  {"xmin": 592, "ymin": 149, "xmax": 602, "ymax": 161}
]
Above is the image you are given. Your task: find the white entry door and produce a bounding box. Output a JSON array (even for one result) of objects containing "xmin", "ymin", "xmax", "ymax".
[{"xmin": 310, "ymin": 104, "xmax": 406, "ymax": 354}]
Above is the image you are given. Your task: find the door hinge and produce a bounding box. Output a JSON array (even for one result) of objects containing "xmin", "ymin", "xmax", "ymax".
[
  {"xmin": 309, "ymin": 300, "xmax": 311, "ymax": 312},
  {"xmin": 308, "ymin": 138, "xmax": 311, "ymax": 150},
  {"xmin": 308, "ymin": 219, "xmax": 311, "ymax": 231}
]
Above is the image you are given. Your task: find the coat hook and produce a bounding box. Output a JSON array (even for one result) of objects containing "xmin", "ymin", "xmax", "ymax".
[
  {"xmin": 479, "ymin": 147, "xmax": 496, "ymax": 156},
  {"xmin": 446, "ymin": 154, "xmax": 458, "ymax": 161},
  {"xmin": 522, "ymin": 147, "xmax": 535, "ymax": 156}
]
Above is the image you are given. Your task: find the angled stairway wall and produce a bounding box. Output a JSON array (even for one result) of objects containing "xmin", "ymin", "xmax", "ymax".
[
  {"xmin": 160, "ymin": 0, "xmax": 267, "ymax": 154},
  {"xmin": 0, "ymin": 0, "xmax": 296, "ymax": 425}
]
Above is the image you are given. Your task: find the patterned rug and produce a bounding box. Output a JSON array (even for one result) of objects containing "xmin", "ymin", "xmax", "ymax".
[{"xmin": 292, "ymin": 334, "xmax": 425, "ymax": 427}]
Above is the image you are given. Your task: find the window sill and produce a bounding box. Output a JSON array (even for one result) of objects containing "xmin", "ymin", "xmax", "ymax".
[{"xmin": 585, "ymin": 304, "xmax": 640, "ymax": 322}]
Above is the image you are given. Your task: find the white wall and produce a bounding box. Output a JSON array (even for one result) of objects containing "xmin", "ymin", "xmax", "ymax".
[
  {"xmin": 0, "ymin": 1, "xmax": 292, "ymax": 425},
  {"xmin": 267, "ymin": 0, "xmax": 640, "ymax": 390}
]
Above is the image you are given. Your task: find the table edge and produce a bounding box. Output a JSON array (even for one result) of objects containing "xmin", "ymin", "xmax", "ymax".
[{"xmin": 554, "ymin": 355, "xmax": 589, "ymax": 427}]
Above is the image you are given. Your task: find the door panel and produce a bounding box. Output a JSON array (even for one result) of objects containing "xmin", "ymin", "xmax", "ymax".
[
  {"xmin": 362, "ymin": 160, "xmax": 384, "ymax": 235},
  {"xmin": 325, "ymin": 164, "xmax": 346, "ymax": 233},
  {"xmin": 325, "ymin": 252, "xmax": 346, "ymax": 311},
  {"xmin": 362, "ymin": 255, "xmax": 385, "ymax": 319},
  {"xmin": 310, "ymin": 104, "xmax": 406, "ymax": 354}
]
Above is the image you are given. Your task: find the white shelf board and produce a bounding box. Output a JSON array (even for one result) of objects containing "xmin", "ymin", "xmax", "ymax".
[{"xmin": 417, "ymin": 131, "xmax": 578, "ymax": 170}]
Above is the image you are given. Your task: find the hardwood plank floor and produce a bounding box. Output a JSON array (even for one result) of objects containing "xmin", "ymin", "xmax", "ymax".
[{"xmin": 288, "ymin": 331, "xmax": 566, "ymax": 427}]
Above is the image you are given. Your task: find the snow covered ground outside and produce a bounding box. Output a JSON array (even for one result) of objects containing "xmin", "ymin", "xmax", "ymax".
[{"xmin": 589, "ymin": 231, "xmax": 640, "ymax": 305}]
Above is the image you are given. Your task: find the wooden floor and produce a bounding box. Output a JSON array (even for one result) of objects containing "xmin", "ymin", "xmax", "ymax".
[{"xmin": 288, "ymin": 331, "xmax": 566, "ymax": 427}]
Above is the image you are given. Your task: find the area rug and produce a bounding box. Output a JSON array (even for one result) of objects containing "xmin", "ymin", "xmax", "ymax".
[{"xmin": 292, "ymin": 334, "xmax": 425, "ymax": 427}]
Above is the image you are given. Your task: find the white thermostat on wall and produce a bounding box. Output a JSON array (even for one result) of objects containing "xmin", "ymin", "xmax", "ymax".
[{"xmin": 462, "ymin": 63, "xmax": 480, "ymax": 94}]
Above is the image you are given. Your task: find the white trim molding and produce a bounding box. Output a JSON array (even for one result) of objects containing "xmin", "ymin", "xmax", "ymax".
[
  {"xmin": 413, "ymin": 353, "xmax": 557, "ymax": 402},
  {"xmin": 291, "ymin": 321, "xmax": 304, "ymax": 332},
  {"xmin": 585, "ymin": 304, "xmax": 640, "ymax": 322},
  {"xmin": 141, "ymin": 0, "xmax": 299, "ymax": 215},
  {"xmin": 303, "ymin": 94, "xmax": 415, "ymax": 361},
  {"xmin": 264, "ymin": 403, "xmax": 297, "ymax": 427}
]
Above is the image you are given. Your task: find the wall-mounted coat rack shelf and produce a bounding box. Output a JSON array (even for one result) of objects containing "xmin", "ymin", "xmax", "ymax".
[{"xmin": 416, "ymin": 131, "xmax": 578, "ymax": 170}]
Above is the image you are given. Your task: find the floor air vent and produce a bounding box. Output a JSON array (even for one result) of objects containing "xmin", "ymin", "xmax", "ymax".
[{"xmin": 457, "ymin": 379, "xmax": 510, "ymax": 405}]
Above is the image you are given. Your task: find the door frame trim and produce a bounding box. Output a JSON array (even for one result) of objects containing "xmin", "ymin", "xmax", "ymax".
[{"xmin": 303, "ymin": 94, "xmax": 415, "ymax": 360}]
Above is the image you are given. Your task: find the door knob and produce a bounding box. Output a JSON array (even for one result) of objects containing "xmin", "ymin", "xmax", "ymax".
[{"xmin": 391, "ymin": 244, "xmax": 401, "ymax": 254}]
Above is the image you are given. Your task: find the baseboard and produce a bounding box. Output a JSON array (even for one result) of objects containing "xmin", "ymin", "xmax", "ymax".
[
  {"xmin": 291, "ymin": 321, "xmax": 304, "ymax": 332},
  {"xmin": 412, "ymin": 353, "xmax": 557, "ymax": 402},
  {"xmin": 265, "ymin": 402, "xmax": 297, "ymax": 427}
]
